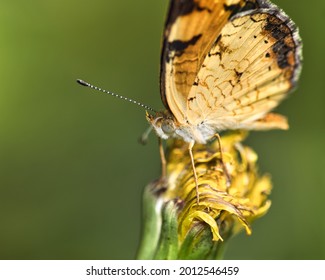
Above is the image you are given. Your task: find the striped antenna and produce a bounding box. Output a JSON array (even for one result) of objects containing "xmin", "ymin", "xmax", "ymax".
[{"xmin": 76, "ymin": 79, "xmax": 157, "ymax": 113}]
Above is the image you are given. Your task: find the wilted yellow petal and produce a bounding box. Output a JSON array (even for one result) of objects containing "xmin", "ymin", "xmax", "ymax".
[
  {"xmin": 182, "ymin": 211, "xmax": 223, "ymax": 241},
  {"xmin": 163, "ymin": 131, "xmax": 272, "ymax": 242}
]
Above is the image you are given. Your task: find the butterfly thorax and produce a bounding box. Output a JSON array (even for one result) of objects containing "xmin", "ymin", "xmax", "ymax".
[{"xmin": 146, "ymin": 110, "xmax": 215, "ymax": 144}]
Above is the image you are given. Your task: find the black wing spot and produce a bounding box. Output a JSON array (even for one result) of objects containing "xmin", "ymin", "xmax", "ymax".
[
  {"xmin": 272, "ymin": 41, "xmax": 292, "ymax": 69},
  {"xmin": 166, "ymin": 0, "xmax": 212, "ymax": 26},
  {"xmin": 234, "ymin": 69, "xmax": 243, "ymax": 81},
  {"xmin": 264, "ymin": 16, "xmax": 295, "ymax": 69},
  {"xmin": 168, "ymin": 34, "xmax": 202, "ymax": 58}
]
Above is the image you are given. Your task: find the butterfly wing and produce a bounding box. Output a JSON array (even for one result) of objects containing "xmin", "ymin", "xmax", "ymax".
[
  {"xmin": 160, "ymin": 0, "xmax": 262, "ymax": 123},
  {"xmin": 161, "ymin": 0, "xmax": 302, "ymax": 133}
]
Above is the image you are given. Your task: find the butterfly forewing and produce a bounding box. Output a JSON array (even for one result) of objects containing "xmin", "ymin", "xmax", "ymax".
[{"xmin": 160, "ymin": 0, "xmax": 261, "ymax": 122}]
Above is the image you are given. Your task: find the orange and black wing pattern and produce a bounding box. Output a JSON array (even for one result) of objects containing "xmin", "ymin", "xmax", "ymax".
[{"xmin": 160, "ymin": 0, "xmax": 302, "ymax": 130}]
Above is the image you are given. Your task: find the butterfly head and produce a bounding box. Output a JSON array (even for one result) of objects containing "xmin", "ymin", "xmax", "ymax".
[
  {"xmin": 146, "ymin": 111, "xmax": 177, "ymax": 140},
  {"xmin": 146, "ymin": 110, "xmax": 215, "ymax": 144}
]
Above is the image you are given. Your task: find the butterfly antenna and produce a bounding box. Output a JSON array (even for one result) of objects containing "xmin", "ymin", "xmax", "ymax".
[{"xmin": 76, "ymin": 79, "xmax": 157, "ymax": 113}]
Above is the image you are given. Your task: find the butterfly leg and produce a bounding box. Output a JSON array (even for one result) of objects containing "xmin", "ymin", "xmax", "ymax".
[
  {"xmin": 215, "ymin": 134, "xmax": 231, "ymax": 187},
  {"xmin": 158, "ymin": 138, "xmax": 167, "ymax": 178},
  {"xmin": 188, "ymin": 140, "xmax": 200, "ymax": 205}
]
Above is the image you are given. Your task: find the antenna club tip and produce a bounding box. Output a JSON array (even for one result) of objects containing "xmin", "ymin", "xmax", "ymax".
[{"xmin": 76, "ymin": 79, "xmax": 90, "ymax": 87}]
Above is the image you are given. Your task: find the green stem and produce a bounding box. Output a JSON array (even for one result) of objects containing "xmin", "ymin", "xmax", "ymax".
[{"xmin": 135, "ymin": 183, "xmax": 162, "ymax": 260}]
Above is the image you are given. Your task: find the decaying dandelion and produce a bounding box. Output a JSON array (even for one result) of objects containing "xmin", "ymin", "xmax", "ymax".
[{"xmin": 137, "ymin": 131, "xmax": 272, "ymax": 259}]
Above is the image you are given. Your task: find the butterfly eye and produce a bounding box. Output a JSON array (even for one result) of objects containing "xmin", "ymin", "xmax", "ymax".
[{"xmin": 161, "ymin": 119, "xmax": 175, "ymax": 135}]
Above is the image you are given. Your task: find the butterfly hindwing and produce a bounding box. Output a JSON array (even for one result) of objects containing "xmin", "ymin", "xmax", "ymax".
[{"xmin": 185, "ymin": 7, "xmax": 302, "ymax": 130}]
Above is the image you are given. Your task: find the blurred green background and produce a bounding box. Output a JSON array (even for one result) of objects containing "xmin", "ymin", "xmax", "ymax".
[{"xmin": 0, "ymin": 0, "xmax": 324, "ymax": 259}]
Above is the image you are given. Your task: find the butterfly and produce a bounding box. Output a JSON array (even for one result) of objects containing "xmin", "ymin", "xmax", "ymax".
[
  {"xmin": 77, "ymin": 0, "xmax": 302, "ymax": 204},
  {"xmin": 145, "ymin": 0, "xmax": 302, "ymax": 203}
]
